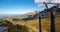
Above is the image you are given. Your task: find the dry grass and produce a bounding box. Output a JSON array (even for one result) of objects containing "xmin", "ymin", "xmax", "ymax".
[{"xmin": 1, "ymin": 15, "xmax": 60, "ymax": 32}]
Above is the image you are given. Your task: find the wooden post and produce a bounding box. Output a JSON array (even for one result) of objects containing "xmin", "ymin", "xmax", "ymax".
[
  {"xmin": 39, "ymin": 13, "xmax": 42, "ymax": 32},
  {"xmin": 51, "ymin": 8, "xmax": 56, "ymax": 32}
]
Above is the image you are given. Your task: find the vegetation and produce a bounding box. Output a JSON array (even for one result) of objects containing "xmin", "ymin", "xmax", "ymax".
[{"xmin": 0, "ymin": 13, "xmax": 60, "ymax": 32}]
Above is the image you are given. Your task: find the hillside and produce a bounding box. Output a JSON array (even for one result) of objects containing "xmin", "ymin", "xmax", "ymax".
[
  {"xmin": 0, "ymin": 6, "xmax": 60, "ymax": 32},
  {"xmin": 0, "ymin": 14, "xmax": 60, "ymax": 32}
]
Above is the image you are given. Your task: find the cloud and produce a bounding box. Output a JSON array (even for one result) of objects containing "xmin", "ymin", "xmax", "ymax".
[
  {"xmin": 34, "ymin": 0, "xmax": 60, "ymax": 8},
  {"xmin": 34, "ymin": 0, "xmax": 47, "ymax": 4},
  {"xmin": 34, "ymin": 0, "xmax": 47, "ymax": 6},
  {"xmin": 51, "ymin": 0, "xmax": 60, "ymax": 3},
  {"xmin": 34, "ymin": 0, "xmax": 60, "ymax": 3}
]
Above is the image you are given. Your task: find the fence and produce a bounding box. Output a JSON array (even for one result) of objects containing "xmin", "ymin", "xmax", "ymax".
[{"xmin": 39, "ymin": 6, "xmax": 60, "ymax": 32}]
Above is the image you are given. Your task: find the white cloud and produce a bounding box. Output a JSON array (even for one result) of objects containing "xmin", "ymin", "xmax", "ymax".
[
  {"xmin": 34, "ymin": 0, "xmax": 60, "ymax": 8},
  {"xmin": 34, "ymin": 0, "xmax": 47, "ymax": 4},
  {"xmin": 34, "ymin": 0, "xmax": 60, "ymax": 4},
  {"xmin": 34, "ymin": 0, "xmax": 47, "ymax": 6},
  {"xmin": 51, "ymin": 0, "xmax": 60, "ymax": 3}
]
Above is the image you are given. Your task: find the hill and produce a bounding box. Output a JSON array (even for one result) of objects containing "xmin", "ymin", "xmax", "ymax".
[{"xmin": 0, "ymin": 6, "xmax": 60, "ymax": 32}]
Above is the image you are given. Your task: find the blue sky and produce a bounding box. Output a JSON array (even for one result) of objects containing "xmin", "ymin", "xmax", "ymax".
[{"xmin": 0, "ymin": 0, "xmax": 46, "ymax": 14}]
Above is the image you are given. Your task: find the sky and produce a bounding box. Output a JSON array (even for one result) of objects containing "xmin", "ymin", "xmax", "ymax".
[
  {"xmin": 0, "ymin": 0, "xmax": 60, "ymax": 14},
  {"xmin": 0, "ymin": 0, "xmax": 45, "ymax": 14}
]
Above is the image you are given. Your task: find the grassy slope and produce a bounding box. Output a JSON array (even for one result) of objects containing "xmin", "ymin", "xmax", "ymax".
[
  {"xmin": 41, "ymin": 15, "xmax": 60, "ymax": 32},
  {"xmin": 1, "ymin": 15, "xmax": 60, "ymax": 32},
  {"xmin": 25, "ymin": 15, "xmax": 60, "ymax": 32}
]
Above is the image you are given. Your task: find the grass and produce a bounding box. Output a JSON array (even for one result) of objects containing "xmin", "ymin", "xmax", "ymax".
[{"xmin": 1, "ymin": 15, "xmax": 60, "ymax": 32}]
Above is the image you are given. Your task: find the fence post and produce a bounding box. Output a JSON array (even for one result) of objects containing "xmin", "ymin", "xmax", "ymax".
[
  {"xmin": 51, "ymin": 8, "xmax": 56, "ymax": 32},
  {"xmin": 39, "ymin": 13, "xmax": 42, "ymax": 32}
]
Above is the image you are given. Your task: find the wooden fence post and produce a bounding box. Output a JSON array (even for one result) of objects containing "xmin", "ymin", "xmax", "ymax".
[
  {"xmin": 51, "ymin": 8, "xmax": 56, "ymax": 32},
  {"xmin": 39, "ymin": 13, "xmax": 42, "ymax": 32}
]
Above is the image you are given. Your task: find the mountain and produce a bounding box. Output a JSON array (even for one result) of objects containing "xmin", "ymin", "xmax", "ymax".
[
  {"xmin": 22, "ymin": 6, "xmax": 60, "ymax": 21},
  {"xmin": 1, "ymin": 6, "xmax": 60, "ymax": 21},
  {"xmin": 0, "ymin": 6, "xmax": 60, "ymax": 32}
]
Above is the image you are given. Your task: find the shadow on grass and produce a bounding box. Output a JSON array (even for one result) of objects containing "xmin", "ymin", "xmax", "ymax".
[{"xmin": 8, "ymin": 24, "xmax": 29, "ymax": 32}]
